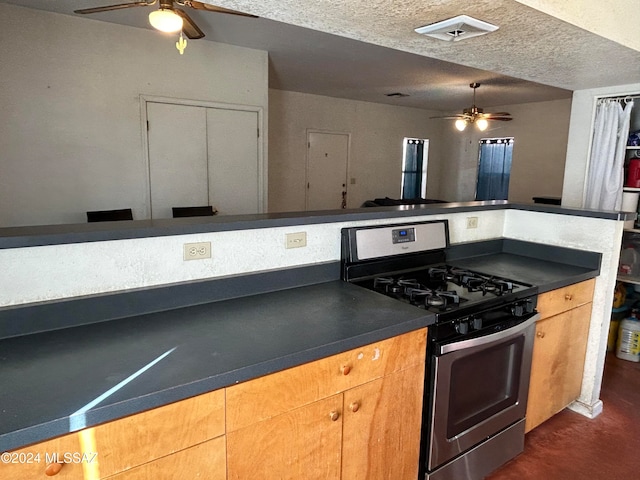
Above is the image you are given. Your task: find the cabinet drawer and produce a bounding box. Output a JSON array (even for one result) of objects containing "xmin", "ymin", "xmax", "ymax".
[
  {"xmin": 226, "ymin": 328, "xmax": 427, "ymax": 432},
  {"xmin": 106, "ymin": 436, "xmax": 226, "ymax": 480},
  {"xmin": 0, "ymin": 433, "xmax": 84, "ymax": 479},
  {"xmin": 90, "ymin": 388, "xmax": 224, "ymax": 477},
  {"xmin": 1, "ymin": 388, "xmax": 225, "ymax": 479},
  {"xmin": 537, "ymin": 279, "xmax": 595, "ymax": 319}
]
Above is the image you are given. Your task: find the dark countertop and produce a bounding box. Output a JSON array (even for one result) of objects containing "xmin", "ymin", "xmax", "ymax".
[
  {"xmin": 0, "ymin": 201, "xmax": 634, "ymax": 249},
  {"xmin": 0, "ymin": 239, "xmax": 603, "ymax": 453},
  {"xmin": 0, "ymin": 281, "xmax": 432, "ymax": 453}
]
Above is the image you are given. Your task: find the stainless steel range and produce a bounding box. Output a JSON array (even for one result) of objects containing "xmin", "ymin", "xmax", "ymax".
[{"xmin": 341, "ymin": 220, "xmax": 539, "ymax": 480}]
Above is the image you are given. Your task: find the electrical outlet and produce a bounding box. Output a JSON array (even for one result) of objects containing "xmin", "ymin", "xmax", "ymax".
[
  {"xmin": 286, "ymin": 232, "xmax": 307, "ymax": 249},
  {"xmin": 466, "ymin": 217, "xmax": 479, "ymax": 229},
  {"xmin": 183, "ymin": 241, "xmax": 211, "ymax": 260}
]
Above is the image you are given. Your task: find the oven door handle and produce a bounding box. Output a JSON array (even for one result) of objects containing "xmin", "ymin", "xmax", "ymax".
[{"xmin": 439, "ymin": 313, "xmax": 540, "ymax": 355}]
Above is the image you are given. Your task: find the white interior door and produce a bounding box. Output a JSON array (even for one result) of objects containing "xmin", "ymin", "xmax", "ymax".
[
  {"xmin": 306, "ymin": 131, "xmax": 349, "ymax": 210},
  {"xmin": 207, "ymin": 108, "xmax": 260, "ymax": 215},
  {"xmin": 147, "ymin": 102, "xmax": 208, "ymax": 219}
]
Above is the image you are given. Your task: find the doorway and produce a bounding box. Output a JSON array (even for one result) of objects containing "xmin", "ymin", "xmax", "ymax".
[
  {"xmin": 306, "ymin": 130, "xmax": 350, "ymax": 210},
  {"xmin": 143, "ymin": 96, "xmax": 264, "ymax": 219}
]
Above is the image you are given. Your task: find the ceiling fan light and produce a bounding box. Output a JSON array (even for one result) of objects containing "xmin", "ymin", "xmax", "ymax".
[
  {"xmin": 476, "ymin": 118, "xmax": 489, "ymax": 131},
  {"xmin": 455, "ymin": 119, "xmax": 468, "ymax": 131},
  {"xmin": 149, "ymin": 9, "xmax": 183, "ymax": 33}
]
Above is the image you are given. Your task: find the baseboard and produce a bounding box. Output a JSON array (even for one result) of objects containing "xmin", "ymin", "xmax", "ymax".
[{"xmin": 568, "ymin": 399, "xmax": 603, "ymax": 419}]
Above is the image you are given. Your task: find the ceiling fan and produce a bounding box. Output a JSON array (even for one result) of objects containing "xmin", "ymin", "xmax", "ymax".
[
  {"xmin": 74, "ymin": 0, "xmax": 257, "ymax": 41},
  {"xmin": 431, "ymin": 83, "xmax": 513, "ymax": 131}
]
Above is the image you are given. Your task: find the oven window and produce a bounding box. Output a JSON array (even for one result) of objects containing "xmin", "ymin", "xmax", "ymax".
[{"xmin": 446, "ymin": 337, "xmax": 524, "ymax": 438}]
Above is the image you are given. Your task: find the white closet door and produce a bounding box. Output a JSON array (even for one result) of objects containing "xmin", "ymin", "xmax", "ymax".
[
  {"xmin": 147, "ymin": 102, "xmax": 208, "ymax": 219},
  {"xmin": 206, "ymin": 108, "xmax": 260, "ymax": 215}
]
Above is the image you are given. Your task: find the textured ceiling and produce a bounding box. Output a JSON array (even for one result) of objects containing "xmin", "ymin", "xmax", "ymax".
[{"xmin": 4, "ymin": 0, "xmax": 639, "ymax": 111}]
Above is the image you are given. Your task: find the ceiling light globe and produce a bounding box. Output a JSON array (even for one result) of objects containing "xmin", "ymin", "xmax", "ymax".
[
  {"xmin": 149, "ymin": 9, "xmax": 183, "ymax": 33},
  {"xmin": 476, "ymin": 118, "xmax": 489, "ymax": 131},
  {"xmin": 455, "ymin": 119, "xmax": 467, "ymax": 131}
]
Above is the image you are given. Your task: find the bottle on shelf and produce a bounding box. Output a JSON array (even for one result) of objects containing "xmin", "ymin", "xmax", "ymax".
[{"xmin": 616, "ymin": 311, "xmax": 640, "ymax": 362}]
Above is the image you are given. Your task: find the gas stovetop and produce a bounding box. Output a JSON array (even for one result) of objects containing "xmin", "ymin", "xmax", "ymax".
[
  {"xmin": 341, "ymin": 220, "xmax": 538, "ymax": 327},
  {"xmin": 352, "ymin": 263, "xmax": 536, "ymax": 319}
]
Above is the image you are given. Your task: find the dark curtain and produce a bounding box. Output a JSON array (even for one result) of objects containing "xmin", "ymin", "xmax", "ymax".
[
  {"xmin": 402, "ymin": 140, "xmax": 425, "ymax": 199},
  {"xmin": 476, "ymin": 139, "xmax": 513, "ymax": 201}
]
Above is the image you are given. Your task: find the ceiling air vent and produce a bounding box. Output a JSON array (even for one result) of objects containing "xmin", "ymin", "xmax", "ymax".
[{"xmin": 414, "ymin": 15, "xmax": 498, "ymax": 42}]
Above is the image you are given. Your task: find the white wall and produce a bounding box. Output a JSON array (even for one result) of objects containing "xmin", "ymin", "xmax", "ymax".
[
  {"xmin": 562, "ymin": 83, "xmax": 640, "ymax": 208},
  {"xmin": 269, "ymin": 90, "xmax": 571, "ymax": 209},
  {"xmin": 438, "ymin": 98, "xmax": 571, "ymax": 203},
  {"xmin": 268, "ymin": 89, "xmax": 445, "ymax": 210},
  {"xmin": 0, "ymin": 4, "xmax": 268, "ymax": 227}
]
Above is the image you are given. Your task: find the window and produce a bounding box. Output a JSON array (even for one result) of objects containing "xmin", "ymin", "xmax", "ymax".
[
  {"xmin": 476, "ymin": 138, "xmax": 513, "ymax": 201},
  {"xmin": 401, "ymin": 138, "xmax": 429, "ymax": 199}
]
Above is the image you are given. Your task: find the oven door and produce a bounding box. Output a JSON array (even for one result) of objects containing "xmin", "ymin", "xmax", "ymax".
[{"xmin": 426, "ymin": 312, "xmax": 538, "ymax": 471}]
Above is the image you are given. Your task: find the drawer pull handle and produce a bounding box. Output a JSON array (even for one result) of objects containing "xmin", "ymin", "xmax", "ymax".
[
  {"xmin": 45, "ymin": 463, "xmax": 63, "ymax": 476},
  {"xmin": 349, "ymin": 401, "xmax": 360, "ymax": 413},
  {"xmin": 565, "ymin": 294, "xmax": 573, "ymax": 301},
  {"xmin": 537, "ymin": 331, "xmax": 545, "ymax": 338},
  {"xmin": 329, "ymin": 410, "xmax": 340, "ymax": 421},
  {"xmin": 341, "ymin": 365, "xmax": 351, "ymax": 376}
]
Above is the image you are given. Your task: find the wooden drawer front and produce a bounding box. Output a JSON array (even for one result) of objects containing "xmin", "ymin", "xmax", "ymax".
[
  {"xmin": 226, "ymin": 328, "xmax": 427, "ymax": 432},
  {"xmin": 227, "ymin": 394, "xmax": 343, "ymax": 480},
  {"xmin": 106, "ymin": 436, "xmax": 226, "ymax": 480},
  {"xmin": 90, "ymin": 388, "xmax": 224, "ymax": 478},
  {"xmin": 537, "ymin": 279, "xmax": 595, "ymax": 319},
  {"xmin": 0, "ymin": 433, "xmax": 84, "ymax": 479}
]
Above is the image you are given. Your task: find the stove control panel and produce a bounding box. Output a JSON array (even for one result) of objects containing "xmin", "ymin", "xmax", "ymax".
[
  {"xmin": 392, "ymin": 227, "xmax": 416, "ymax": 244},
  {"xmin": 350, "ymin": 221, "xmax": 448, "ymax": 260}
]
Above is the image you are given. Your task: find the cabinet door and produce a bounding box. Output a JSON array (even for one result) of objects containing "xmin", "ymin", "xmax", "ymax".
[
  {"xmin": 525, "ymin": 303, "xmax": 592, "ymax": 432},
  {"xmin": 226, "ymin": 394, "xmax": 343, "ymax": 480},
  {"xmin": 342, "ymin": 364, "xmax": 425, "ymax": 480}
]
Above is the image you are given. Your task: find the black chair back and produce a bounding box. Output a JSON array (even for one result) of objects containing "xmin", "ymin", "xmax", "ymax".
[
  {"xmin": 172, "ymin": 206, "xmax": 216, "ymax": 218},
  {"xmin": 87, "ymin": 208, "xmax": 133, "ymax": 222}
]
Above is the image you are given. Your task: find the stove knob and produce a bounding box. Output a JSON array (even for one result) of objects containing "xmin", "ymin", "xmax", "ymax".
[
  {"xmin": 472, "ymin": 317, "xmax": 483, "ymax": 330},
  {"xmin": 512, "ymin": 303, "xmax": 525, "ymax": 317},
  {"xmin": 457, "ymin": 321, "xmax": 469, "ymax": 335}
]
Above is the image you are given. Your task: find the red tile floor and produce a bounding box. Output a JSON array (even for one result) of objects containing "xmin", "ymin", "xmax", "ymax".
[{"xmin": 487, "ymin": 353, "xmax": 640, "ymax": 479}]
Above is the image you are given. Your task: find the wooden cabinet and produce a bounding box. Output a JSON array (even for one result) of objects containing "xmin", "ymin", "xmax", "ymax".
[
  {"xmin": 2, "ymin": 328, "xmax": 427, "ymax": 480},
  {"xmin": 342, "ymin": 364, "xmax": 425, "ymax": 480},
  {"xmin": 525, "ymin": 279, "xmax": 595, "ymax": 432},
  {"xmin": 1, "ymin": 389, "xmax": 226, "ymax": 479},
  {"xmin": 227, "ymin": 328, "xmax": 427, "ymax": 480}
]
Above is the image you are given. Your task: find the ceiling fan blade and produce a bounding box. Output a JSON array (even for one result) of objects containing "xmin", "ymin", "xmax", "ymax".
[
  {"xmin": 74, "ymin": 1, "xmax": 156, "ymax": 15},
  {"xmin": 184, "ymin": 1, "xmax": 258, "ymax": 17},
  {"xmin": 430, "ymin": 115, "xmax": 467, "ymax": 119},
  {"xmin": 175, "ymin": 8, "xmax": 205, "ymax": 39},
  {"xmin": 489, "ymin": 117, "xmax": 513, "ymax": 121}
]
